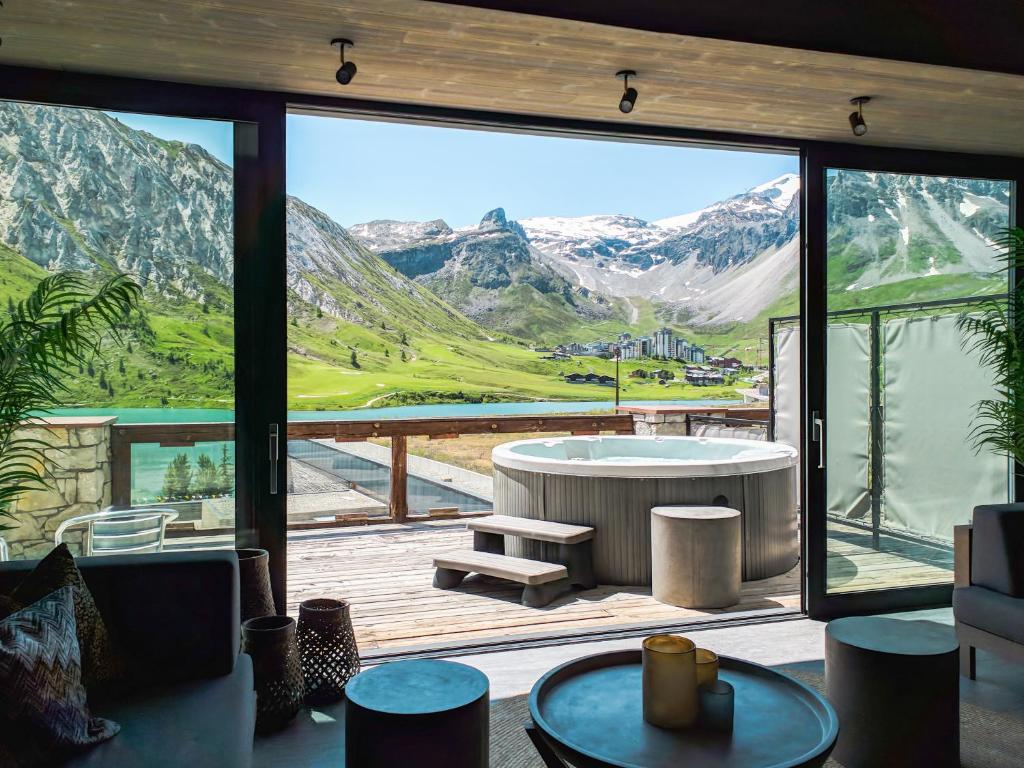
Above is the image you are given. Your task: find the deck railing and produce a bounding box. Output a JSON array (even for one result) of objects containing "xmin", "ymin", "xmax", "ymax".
[{"xmin": 110, "ymin": 413, "xmax": 637, "ymax": 524}]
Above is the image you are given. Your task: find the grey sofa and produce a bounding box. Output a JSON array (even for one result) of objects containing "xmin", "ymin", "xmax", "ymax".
[
  {"xmin": 0, "ymin": 550, "xmax": 255, "ymax": 767},
  {"xmin": 953, "ymin": 503, "xmax": 1024, "ymax": 679}
]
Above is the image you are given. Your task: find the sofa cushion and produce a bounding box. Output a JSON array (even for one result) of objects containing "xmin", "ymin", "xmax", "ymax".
[
  {"xmin": 64, "ymin": 654, "xmax": 256, "ymax": 768},
  {"xmin": 1, "ymin": 544, "xmax": 122, "ymax": 688},
  {"xmin": 972, "ymin": 504, "xmax": 1024, "ymax": 597},
  {"xmin": 0, "ymin": 550, "xmax": 241, "ymax": 686},
  {"xmin": 953, "ymin": 585, "xmax": 1024, "ymax": 645},
  {"xmin": 0, "ymin": 587, "xmax": 120, "ymax": 767}
]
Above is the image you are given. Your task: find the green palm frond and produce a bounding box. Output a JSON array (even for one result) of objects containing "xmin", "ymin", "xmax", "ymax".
[
  {"xmin": 957, "ymin": 226, "xmax": 1024, "ymax": 466},
  {"xmin": 0, "ymin": 272, "xmax": 140, "ymax": 530}
]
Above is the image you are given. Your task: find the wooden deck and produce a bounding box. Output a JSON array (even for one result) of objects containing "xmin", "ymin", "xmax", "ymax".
[
  {"xmin": 826, "ymin": 520, "xmax": 954, "ymax": 594},
  {"xmin": 286, "ymin": 519, "xmax": 801, "ymax": 651}
]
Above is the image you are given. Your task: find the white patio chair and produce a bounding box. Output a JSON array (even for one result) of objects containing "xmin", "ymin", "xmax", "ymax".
[{"xmin": 54, "ymin": 507, "xmax": 179, "ymax": 556}]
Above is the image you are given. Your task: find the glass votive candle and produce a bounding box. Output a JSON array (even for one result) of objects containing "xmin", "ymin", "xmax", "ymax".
[
  {"xmin": 642, "ymin": 634, "xmax": 698, "ymax": 729},
  {"xmin": 698, "ymin": 679, "xmax": 735, "ymax": 733},
  {"xmin": 695, "ymin": 648, "xmax": 719, "ymax": 688}
]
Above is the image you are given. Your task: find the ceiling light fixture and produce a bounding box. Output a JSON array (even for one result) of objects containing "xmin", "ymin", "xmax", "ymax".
[
  {"xmin": 616, "ymin": 70, "xmax": 638, "ymax": 114},
  {"xmin": 331, "ymin": 38, "xmax": 357, "ymax": 86},
  {"xmin": 848, "ymin": 96, "xmax": 871, "ymax": 137}
]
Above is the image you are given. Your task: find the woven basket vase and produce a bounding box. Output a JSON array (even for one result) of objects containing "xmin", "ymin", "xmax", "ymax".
[
  {"xmin": 296, "ymin": 598, "xmax": 361, "ymax": 705},
  {"xmin": 242, "ymin": 615, "xmax": 304, "ymax": 733}
]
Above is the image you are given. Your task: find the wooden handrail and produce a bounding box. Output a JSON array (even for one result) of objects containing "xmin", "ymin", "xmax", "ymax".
[{"xmin": 108, "ymin": 413, "xmax": 637, "ymax": 510}]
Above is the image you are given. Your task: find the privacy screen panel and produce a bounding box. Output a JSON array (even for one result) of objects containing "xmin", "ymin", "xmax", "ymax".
[
  {"xmin": 881, "ymin": 314, "xmax": 1008, "ymax": 541},
  {"xmin": 772, "ymin": 324, "xmax": 801, "ymax": 499},
  {"xmin": 825, "ymin": 324, "xmax": 872, "ymax": 521}
]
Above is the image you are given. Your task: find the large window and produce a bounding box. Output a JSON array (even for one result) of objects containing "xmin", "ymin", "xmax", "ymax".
[
  {"xmin": 821, "ymin": 169, "xmax": 1011, "ymax": 594},
  {"xmin": 0, "ymin": 102, "xmax": 236, "ymax": 559},
  {"xmin": 283, "ymin": 113, "xmax": 801, "ymax": 650}
]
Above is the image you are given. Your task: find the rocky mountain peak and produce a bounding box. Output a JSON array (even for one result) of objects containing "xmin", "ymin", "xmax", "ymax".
[{"xmin": 479, "ymin": 207, "xmax": 508, "ymax": 229}]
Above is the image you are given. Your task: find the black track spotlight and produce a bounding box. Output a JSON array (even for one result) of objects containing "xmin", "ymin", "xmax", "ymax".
[
  {"xmin": 848, "ymin": 96, "xmax": 871, "ymax": 137},
  {"xmin": 616, "ymin": 70, "xmax": 638, "ymax": 114},
  {"xmin": 331, "ymin": 38, "xmax": 357, "ymax": 86}
]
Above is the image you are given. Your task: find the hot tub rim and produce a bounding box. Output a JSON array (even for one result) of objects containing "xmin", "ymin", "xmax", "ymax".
[{"xmin": 491, "ymin": 434, "xmax": 798, "ymax": 479}]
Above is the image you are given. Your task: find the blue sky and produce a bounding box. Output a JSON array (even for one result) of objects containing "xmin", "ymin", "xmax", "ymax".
[
  {"xmin": 107, "ymin": 112, "xmax": 235, "ymax": 165},
  {"xmin": 107, "ymin": 111, "xmax": 797, "ymax": 228}
]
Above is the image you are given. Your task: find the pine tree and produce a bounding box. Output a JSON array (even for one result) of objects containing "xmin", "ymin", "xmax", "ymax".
[
  {"xmin": 118, "ymin": 358, "xmax": 126, "ymax": 375},
  {"xmin": 162, "ymin": 453, "xmax": 192, "ymax": 500},
  {"xmin": 400, "ymin": 350, "xmax": 407, "ymax": 362},
  {"xmin": 218, "ymin": 444, "xmax": 234, "ymax": 494},
  {"xmin": 6, "ymin": 297, "xmax": 15, "ymax": 317},
  {"xmin": 126, "ymin": 341, "xmax": 133, "ymax": 354},
  {"xmin": 384, "ymin": 349, "xmax": 390, "ymax": 358},
  {"xmin": 399, "ymin": 331, "xmax": 408, "ymax": 345},
  {"xmin": 350, "ymin": 349, "xmax": 360, "ymax": 369},
  {"xmin": 195, "ymin": 454, "xmax": 219, "ymax": 497},
  {"xmin": 87, "ymin": 361, "xmax": 95, "ymax": 378},
  {"xmin": 316, "ymin": 306, "xmax": 323, "ymax": 319},
  {"xmin": 98, "ymin": 371, "xmax": 108, "ymax": 390}
]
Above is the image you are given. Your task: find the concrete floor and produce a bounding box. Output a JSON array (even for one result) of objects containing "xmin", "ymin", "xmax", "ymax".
[{"xmin": 254, "ymin": 608, "xmax": 1024, "ymax": 767}]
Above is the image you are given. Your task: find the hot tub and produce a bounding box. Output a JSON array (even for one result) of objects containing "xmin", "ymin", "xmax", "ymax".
[{"xmin": 491, "ymin": 435, "xmax": 798, "ymax": 585}]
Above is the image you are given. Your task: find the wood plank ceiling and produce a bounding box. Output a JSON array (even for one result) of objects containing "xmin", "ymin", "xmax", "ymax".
[{"xmin": 2, "ymin": 0, "xmax": 1023, "ymax": 156}]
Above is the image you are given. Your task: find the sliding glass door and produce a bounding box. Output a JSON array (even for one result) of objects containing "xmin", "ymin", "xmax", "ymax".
[{"xmin": 805, "ymin": 147, "xmax": 1019, "ymax": 617}]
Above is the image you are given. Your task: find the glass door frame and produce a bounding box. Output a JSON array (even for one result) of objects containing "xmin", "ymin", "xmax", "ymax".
[{"xmin": 803, "ymin": 141, "xmax": 1024, "ymax": 620}]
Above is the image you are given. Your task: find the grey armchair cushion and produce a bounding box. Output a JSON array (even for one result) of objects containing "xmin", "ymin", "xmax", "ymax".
[
  {"xmin": 953, "ymin": 585, "xmax": 1024, "ymax": 645},
  {"xmin": 972, "ymin": 503, "xmax": 1024, "ymax": 597},
  {"xmin": 65, "ymin": 655, "xmax": 255, "ymax": 768},
  {"xmin": 0, "ymin": 551, "xmax": 240, "ymax": 686}
]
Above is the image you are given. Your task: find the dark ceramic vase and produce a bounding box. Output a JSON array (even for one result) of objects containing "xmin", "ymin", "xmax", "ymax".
[
  {"xmin": 242, "ymin": 615, "xmax": 304, "ymax": 733},
  {"xmin": 237, "ymin": 548, "xmax": 275, "ymax": 624},
  {"xmin": 297, "ymin": 598, "xmax": 361, "ymax": 705}
]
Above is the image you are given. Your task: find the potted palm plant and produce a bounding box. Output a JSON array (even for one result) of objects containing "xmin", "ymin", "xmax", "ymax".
[
  {"xmin": 957, "ymin": 227, "xmax": 1024, "ymax": 470},
  {"xmin": 0, "ymin": 271, "xmax": 140, "ymax": 540}
]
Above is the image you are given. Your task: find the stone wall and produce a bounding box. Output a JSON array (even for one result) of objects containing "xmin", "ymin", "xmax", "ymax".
[{"xmin": 3, "ymin": 417, "xmax": 116, "ymax": 560}]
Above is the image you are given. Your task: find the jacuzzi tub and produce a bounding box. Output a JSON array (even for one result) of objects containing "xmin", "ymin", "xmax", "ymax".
[{"xmin": 491, "ymin": 435, "xmax": 799, "ymax": 585}]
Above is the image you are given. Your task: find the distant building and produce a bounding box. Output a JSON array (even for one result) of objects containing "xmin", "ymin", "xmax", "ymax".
[
  {"xmin": 685, "ymin": 369, "xmax": 724, "ymax": 386},
  {"xmin": 628, "ymin": 369, "xmax": 647, "ymax": 378},
  {"xmin": 650, "ymin": 369, "xmax": 674, "ymax": 380},
  {"xmin": 653, "ymin": 327, "xmax": 674, "ymax": 358},
  {"xmin": 565, "ymin": 372, "xmax": 616, "ymax": 386},
  {"xmin": 689, "ymin": 345, "xmax": 706, "ymax": 364}
]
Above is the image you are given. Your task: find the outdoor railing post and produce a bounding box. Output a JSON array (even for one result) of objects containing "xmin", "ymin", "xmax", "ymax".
[
  {"xmin": 391, "ymin": 435, "xmax": 409, "ymax": 523},
  {"xmin": 110, "ymin": 427, "xmax": 132, "ymax": 509},
  {"xmin": 869, "ymin": 310, "xmax": 883, "ymax": 550}
]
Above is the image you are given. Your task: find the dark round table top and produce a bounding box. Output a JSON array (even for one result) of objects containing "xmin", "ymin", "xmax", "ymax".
[
  {"xmin": 826, "ymin": 617, "xmax": 958, "ymax": 656},
  {"xmin": 530, "ymin": 649, "xmax": 838, "ymax": 768},
  {"xmin": 346, "ymin": 659, "xmax": 488, "ymax": 716}
]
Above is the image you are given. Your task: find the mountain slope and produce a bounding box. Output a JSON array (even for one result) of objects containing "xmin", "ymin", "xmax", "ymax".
[{"xmin": 351, "ymin": 207, "xmax": 622, "ymax": 340}]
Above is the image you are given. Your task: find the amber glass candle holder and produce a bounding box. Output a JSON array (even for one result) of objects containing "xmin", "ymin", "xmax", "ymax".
[
  {"xmin": 642, "ymin": 634, "xmax": 698, "ymax": 729},
  {"xmin": 695, "ymin": 648, "xmax": 719, "ymax": 688}
]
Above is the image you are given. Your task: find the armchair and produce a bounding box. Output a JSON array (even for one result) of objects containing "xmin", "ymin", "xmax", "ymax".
[{"xmin": 952, "ymin": 503, "xmax": 1024, "ymax": 679}]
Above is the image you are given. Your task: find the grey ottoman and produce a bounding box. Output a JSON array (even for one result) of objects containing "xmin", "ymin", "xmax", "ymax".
[
  {"xmin": 825, "ymin": 616, "xmax": 959, "ymax": 768},
  {"xmin": 345, "ymin": 659, "xmax": 489, "ymax": 768},
  {"xmin": 651, "ymin": 506, "xmax": 741, "ymax": 608}
]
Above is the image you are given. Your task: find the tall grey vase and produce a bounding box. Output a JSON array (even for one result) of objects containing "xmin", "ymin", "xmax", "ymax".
[
  {"xmin": 297, "ymin": 598, "xmax": 361, "ymax": 705},
  {"xmin": 242, "ymin": 615, "xmax": 304, "ymax": 733},
  {"xmin": 237, "ymin": 548, "xmax": 275, "ymax": 624}
]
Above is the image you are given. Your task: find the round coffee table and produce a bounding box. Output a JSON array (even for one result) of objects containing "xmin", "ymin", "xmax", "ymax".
[
  {"xmin": 345, "ymin": 659, "xmax": 489, "ymax": 768},
  {"xmin": 528, "ymin": 649, "xmax": 837, "ymax": 768},
  {"xmin": 825, "ymin": 616, "xmax": 959, "ymax": 768}
]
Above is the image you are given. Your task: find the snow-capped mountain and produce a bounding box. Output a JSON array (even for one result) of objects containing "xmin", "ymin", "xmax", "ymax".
[
  {"xmin": 348, "ymin": 207, "xmax": 617, "ymax": 337},
  {"xmin": 520, "ymin": 174, "xmax": 801, "ymax": 324}
]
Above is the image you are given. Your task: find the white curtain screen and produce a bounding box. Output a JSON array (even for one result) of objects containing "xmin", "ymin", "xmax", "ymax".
[
  {"xmin": 826, "ymin": 324, "xmax": 872, "ymax": 520},
  {"xmin": 773, "ymin": 324, "xmax": 801, "ymax": 501},
  {"xmin": 881, "ymin": 314, "xmax": 1009, "ymax": 540}
]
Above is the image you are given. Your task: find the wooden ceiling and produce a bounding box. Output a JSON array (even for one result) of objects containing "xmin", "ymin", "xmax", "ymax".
[{"xmin": 2, "ymin": 0, "xmax": 1024, "ymax": 156}]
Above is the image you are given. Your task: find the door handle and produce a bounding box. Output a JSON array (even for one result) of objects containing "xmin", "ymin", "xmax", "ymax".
[
  {"xmin": 811, "ymin": 411, "xmax": 824, "ymax": 470},
  {"xmin": 269, "ymin": 423, "xmax": 280, "ymax": 495}
]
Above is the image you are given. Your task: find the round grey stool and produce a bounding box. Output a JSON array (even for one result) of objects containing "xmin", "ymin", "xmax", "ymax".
[
  {"xmin": 345, "ymin": 659, "xmax": 489, "ymax": 768},
  {"xmin": 825, "ymin": 616, "xmax": 959, "ymax": 768},
  {"xmin": 651, "ymin": 506, "xmax": 741, "ymax": 608}
]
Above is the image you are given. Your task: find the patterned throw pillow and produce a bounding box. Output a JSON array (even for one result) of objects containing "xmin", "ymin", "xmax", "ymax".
[
  {"xmin": 0, "ymin": 587, "xmax": 120, "ymax": 767},
  {"xmin": 1, "ymin": 544, "xmax": 122, "ymax": 687}
]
